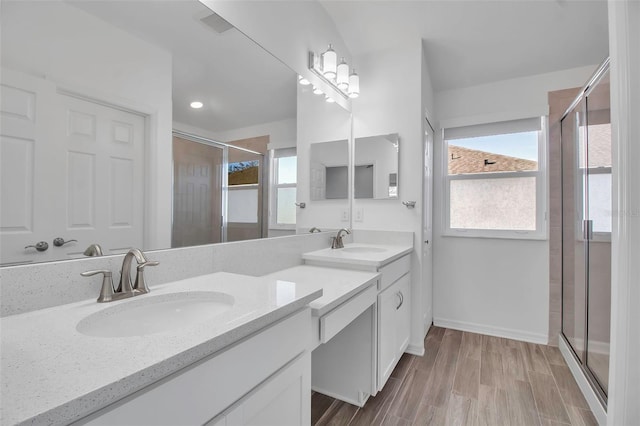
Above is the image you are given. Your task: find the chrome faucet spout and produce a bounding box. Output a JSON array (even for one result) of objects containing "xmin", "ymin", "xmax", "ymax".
[
  {"xmin": 331, "ymin": 228, "xmax": 351, "ymax": 249},
  {"xmin": 117, "ymin": 248, "xmax": 148, "ymax": 293}
]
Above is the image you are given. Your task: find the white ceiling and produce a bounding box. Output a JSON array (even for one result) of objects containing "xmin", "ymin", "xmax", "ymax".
[
  {"xmin": 320, "ymin": 0, "xmax": 609, "ymax": 91},
  {"xmin": 71, "ymin": 1, "xmax": 297, "ymax": 134}
]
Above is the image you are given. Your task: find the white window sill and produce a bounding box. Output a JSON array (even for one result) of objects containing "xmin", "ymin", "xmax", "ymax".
[{"xmin": 441, "ymin": 230, "xmax": 548, "ymax": 241}]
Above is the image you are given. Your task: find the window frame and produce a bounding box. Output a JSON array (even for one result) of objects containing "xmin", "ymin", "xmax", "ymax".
[
  {"xmin": 269, "ymin": 149, "xmax": 297, "ymax": 230},
  {"xmin": 442, "ymin": 117, "xmax": 548, "ymax": 240}
]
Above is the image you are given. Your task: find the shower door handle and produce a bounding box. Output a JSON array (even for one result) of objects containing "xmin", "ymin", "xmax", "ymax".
[{"xmin": 583, "ymin": 220, "xmax": 593, "ymax": 240}]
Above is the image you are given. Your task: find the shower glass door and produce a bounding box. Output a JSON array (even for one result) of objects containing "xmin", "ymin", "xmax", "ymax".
[
  {"xmin": 561, "ymin": 64, "xmax": 611, "ymax": 402},
  {"xmin": 562, "ymin": 98, "xmax": 588, "ymax": 363},
  {"xmin": 585, "ymin": 72, "xmax": 611, "ymax": 395}
]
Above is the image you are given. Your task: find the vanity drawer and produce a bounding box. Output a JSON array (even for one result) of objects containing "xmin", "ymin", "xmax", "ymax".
[
  {"xmin": 378, "ymin": 255, "xmax": 410, "ymax": 291},
  {"xmin": 320, "ymin": 284, "xmax": 377, "ymax": 344}
]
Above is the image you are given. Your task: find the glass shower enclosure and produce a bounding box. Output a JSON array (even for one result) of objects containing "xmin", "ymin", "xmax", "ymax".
[{"xmin": 560, "ymin": 58, "xmax": 611, "ymax": 405}]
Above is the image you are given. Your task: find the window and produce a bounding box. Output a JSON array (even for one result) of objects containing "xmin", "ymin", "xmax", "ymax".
[
  {"xmin": 270, "ymin": 148, "xmax": 297, "ymax": 228},
  {"xmin": 443, "ymin": 117, "xmax": 546, "ymax": 239}
]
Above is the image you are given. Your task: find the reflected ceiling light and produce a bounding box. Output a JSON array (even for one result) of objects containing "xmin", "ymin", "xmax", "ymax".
[
  {"xmin": 190, "ymin": 101, "xmax": 204, "ymax": 109},
  {"xmin": 298, "ymin": 75, "xmax": 310, "ymax": 86},
  {"xmin": 325, "ymin": 95, "xmax": 335, "ymax": 103},
  {"xmin": 313, "ymin": 86, "xmax": 323, "ymax": 95},
  {"xmin": 308, "ymin": 44, "xmax": 360, "ymax": 101}
]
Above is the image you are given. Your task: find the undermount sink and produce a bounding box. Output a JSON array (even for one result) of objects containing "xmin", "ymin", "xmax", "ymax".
[
  {"xmin": 341, "ymin": 246, "xmax": 387, "ymax": 254},
  {"xmin": 77, "ymin": 291, "xmax": 235, "ymax": 338}
]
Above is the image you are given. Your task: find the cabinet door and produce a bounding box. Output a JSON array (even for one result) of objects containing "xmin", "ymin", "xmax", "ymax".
[
  {"xmin": 223, "ymin": 353, "xmax": 311, "ymax": 426},
  {"xmin": 377, "ymin": 282, "xmax": 401, "ymax": 390},
  {"xmin": 395, "ymin": 274, "xmax": 411, "ymax": 355}
]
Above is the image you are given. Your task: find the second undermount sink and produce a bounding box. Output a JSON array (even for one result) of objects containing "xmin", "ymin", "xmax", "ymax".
[
  {"xmin": 341, "ymin": 246, "xmax": 387, "ymax": 254},
  {"xmin": 77, "ymin": 291, "xmax": 235, "ymax": 338}
]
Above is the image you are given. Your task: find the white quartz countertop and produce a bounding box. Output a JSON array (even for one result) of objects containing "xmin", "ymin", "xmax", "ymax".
[
  {"xmin": 263, "ymin": 265, "xmax": 380, "ymax": 317},
  {"xmin": 0, "ymin": 272, "xmax": 322, "ymax": 426},
  {"xmin": 302, "ymin": 243, "xmax": 413, "ymax": 269}
]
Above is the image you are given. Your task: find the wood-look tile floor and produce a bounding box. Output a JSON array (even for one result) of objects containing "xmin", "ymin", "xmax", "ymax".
[{"xmin": 312, "ymin": 327, "xmax": 598, "ymax": 426}]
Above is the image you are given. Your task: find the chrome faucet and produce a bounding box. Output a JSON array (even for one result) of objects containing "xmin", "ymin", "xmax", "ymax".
[
  {"xmin": 83, "ymin": 243, "xmax": 103, "ymax": 257},
  {"xmin": 331, "ymin": 228, "xmax": 351, "ymax": 249},
  {"xmin": 81, "ymin": 248, "xmax": 159, "ymax": 303}
]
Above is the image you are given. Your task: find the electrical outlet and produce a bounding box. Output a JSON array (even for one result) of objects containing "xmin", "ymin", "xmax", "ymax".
[
  {"xmin": 340, "ymin": 209, "xmax": 349, "ymax": 222},
  {"xmin": 355, "ymin": 208, "xmax": 364, "ymax": 222}
]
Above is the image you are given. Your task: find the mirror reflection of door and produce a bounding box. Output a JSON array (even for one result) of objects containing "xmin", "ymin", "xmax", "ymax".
[
  {"xmin": 172, "ymin": 136, "xmax": 224, "ymax": 248},
  {"xmin": 1, "ymin": 68, "xmax": 145, "ymax": 265}
]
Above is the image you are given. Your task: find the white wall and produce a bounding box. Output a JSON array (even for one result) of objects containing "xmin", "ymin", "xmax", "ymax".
[
  {"xmin": 1, "ymin": 1, "xmax": 173, "ymax": 249},
  {"xmin": 351, "ymin": 39, "xmax": 432, "ymax": 353},
  {"xmin": 433, "ymin": 65, "xmax": 598, "ymax": 343}
]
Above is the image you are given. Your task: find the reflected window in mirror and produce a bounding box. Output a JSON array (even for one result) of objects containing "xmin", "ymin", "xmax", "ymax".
[
  {"xmin": 271, "ymin": 148, "xmax": 297, "ymax": 229},
  {"xmin": 354, "ymin": 133, "xmax": 399, "ymax": 199}
]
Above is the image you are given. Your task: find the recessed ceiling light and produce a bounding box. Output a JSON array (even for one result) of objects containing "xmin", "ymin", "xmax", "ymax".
[{"xmin": 190, "ymin": 101, "xmax": 204, "ymax": 109}]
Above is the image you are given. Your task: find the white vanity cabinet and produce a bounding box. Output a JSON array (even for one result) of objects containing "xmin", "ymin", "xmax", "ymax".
[
  {"xmin": 76, "ymin": 309, "xmax": 312, "ymax": 426},
  {"xmin": 377, "ymin": 273, "xmax": 411, "ymax": 390}
]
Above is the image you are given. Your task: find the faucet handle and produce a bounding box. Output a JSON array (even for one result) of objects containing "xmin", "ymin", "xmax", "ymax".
[
  {"xmin": 81, "ymin": 269, "xmax": 115, "ymax": 303},
  {"xmin": 133, "ymin": 260, "xmax": 159, "ymax": 294}
]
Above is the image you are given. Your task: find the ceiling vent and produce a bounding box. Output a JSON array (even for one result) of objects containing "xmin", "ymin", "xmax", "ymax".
[{"xmin": 200, "ymin": 12, "xmax": 234, "ymax": 34}]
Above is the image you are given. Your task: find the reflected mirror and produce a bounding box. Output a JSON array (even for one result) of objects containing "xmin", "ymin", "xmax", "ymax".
[
  {"xmin": 309, "ymin": 140, "xmax": 349, "ymax": 201},
  {"xmin": 354, "ymin": 133, "xmax": 399, "ymax": 199},
  {"xmin": 0, "ymin": 0, "xmax": 349, "ymax": 266}
]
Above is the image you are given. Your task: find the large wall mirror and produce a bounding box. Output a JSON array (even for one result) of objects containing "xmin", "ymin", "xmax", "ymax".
[
  {"xmin": 354, "ymin": 133, "xmax": 399, "ymax": 199},
  {"xmin": 0, "ymin": 0, "xmax": 349, "ymax": 266}
]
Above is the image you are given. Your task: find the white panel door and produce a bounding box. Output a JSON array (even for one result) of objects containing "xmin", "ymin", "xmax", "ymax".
[
  {"xmin": 1, "ymin": 69, "xmax": 63, "ymax": 265},
  {"xmin": 0, "ymin": 69, "xmax": 145, "ymax": 265},
  {"xmin": 59, "ymin": 94, "xmax": 145, "ymax": 257}
]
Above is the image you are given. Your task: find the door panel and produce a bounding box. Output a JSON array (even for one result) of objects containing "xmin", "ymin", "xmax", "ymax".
[
  {"xmin": 585, "ymin": 73, "xmax": 611, "ymax": 394},
  {"xmin": 561, "ymin": 98, "xmax": 588, "ymax": 362},
  {"xmin": 172, "ymin": 136, "xmax": 224, "ymax": 247}
]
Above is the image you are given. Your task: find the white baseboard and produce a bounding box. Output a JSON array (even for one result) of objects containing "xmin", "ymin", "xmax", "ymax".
[
  {"xmin": 558, "ymin": 336, "xmax": 607, "ymax": 425},
  {"xmin": 433, "ymin": 317, "xmax": 548, "ymax": 344},
  {"xmin": 406, "ymin": 344, "xmax": 425, "ymax": 356}
]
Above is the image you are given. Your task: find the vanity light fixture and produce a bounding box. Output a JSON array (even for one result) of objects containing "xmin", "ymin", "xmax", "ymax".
[
  {"xmin": 336, "ymin": 58, "xmax": 349, "ymax": 90},
  {"xmin": 325, "ymin": 95, "xmax": 335, "ymax": 103},
  {"xmin": 190, "ymin": 101, "xmax": 204, "ymax": 109},
  {"xmin": 322, "ymin": 44, "xmax": 337, "ymax": 79},
  {"xmin": 308, "ymin": 44, "xmax": 360, "ymax": 101},
  {"xmin": 313, "ymin": 86, "xmax": 324, "ymax": 95},
  {"xmin": 348, "ymin": 69, "xmax": 360, "ymax": 98}
]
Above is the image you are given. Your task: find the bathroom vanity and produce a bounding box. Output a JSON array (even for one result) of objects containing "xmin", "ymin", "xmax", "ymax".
[
  {"xmin": 0, "ymin": 273, "xmax": 322, "ymax": 425},
  {"xmin": 0, "ymin": 239, "xmax": 413, "ymax": 425},
  {"xmin": 302, "ymin": 243, "xmax": 413, "ymax": 394}
]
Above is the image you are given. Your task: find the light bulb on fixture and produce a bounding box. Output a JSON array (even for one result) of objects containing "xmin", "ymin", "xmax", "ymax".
[
  {"xmin": 298, "ymin": 75, "xmax": 310, "ymax": 86},
  {"xmin": 348, "ymin": 69, "xmax": 360, "ymax": 98},
  {"xmin": 190, "ymin": 101, "xmax": 204, "ymax": 109},
  {"xmin": 322, "ymin": 44, "xmax": 337, "ymax": 79},
  {"xmin": 336, "ymin": 58, "xmax": 349, "ymax": 91},
  {"xmin": 325, "ymin": 95, "xmax": 335, "ymax": 103},
  {"xmin": 313, "ymin": 86, "xmax": 323, "ymax": 95}
]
